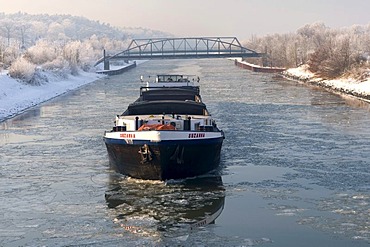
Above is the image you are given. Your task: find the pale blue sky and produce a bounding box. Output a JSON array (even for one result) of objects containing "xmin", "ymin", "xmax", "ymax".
[{"xmin": 1, "ymin": 0, "xmax": 369, "ymax": 39}]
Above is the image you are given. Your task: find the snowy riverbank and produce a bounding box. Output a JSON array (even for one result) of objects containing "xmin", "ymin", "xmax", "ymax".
[
  {"xmin": 0, "ymin": 70, "xmax": 105, "ymax": 122},
  {"xmin": 282, "ymin": 65, "xmax": 370, "ymax": 102},
  {"xmin": 0, "ymin": 61, "xmax": 146, "ymax": 122}
]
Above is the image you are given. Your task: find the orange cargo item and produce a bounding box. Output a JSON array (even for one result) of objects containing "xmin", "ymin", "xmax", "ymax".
[
  {"xmin": 156, "ymin": 124, "xmax": 176, "ymax": 130},
  {"xmin": 138, "ymin": 124, "xmax": 175, "ymax": 131}
]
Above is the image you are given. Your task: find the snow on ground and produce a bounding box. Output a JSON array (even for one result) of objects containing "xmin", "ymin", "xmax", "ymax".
[
  {"xmin": 283, "ymin": 65, "xmax": 370, "ymax": 101},
  {"xmin": 283, "ymin": 65, "xmax": 315, "ymax": 81},
  {"xmin": 234, "ymin": 59, "xmax": 370, "ymax": 100},
  {"xmin": 0, "ymin": 61, "xmax": 147, "ymax": 122},
  {"xmin": 323, "ymin": 78, "xmax": 370, "ymax": 96},
  {"xmin": 0, "ymin": 70, "xmax": 105, "ymax": 121}
]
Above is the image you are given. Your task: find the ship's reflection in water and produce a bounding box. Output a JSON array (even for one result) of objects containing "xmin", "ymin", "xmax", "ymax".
[{"xmin": 105, "ymin": 173, "xmax": 225, "ymax": 242}]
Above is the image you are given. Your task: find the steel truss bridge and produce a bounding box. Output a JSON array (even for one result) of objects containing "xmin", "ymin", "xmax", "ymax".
[{"xmin": 95, "ymin": 37, "xmax": 265, "ymax": 68}]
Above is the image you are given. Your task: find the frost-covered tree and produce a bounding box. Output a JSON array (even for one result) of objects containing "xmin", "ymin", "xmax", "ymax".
[
  {"xmin": 0, "ymin": 12, "xmax": 169, "ymax": 83},
  {"xmin": 0, "ymin": 41, "xmax": 5, "ymax": 67},
  {"xmin": 47, "ymin": 22, "xmax": 66, "ymax": 41},
  {"xmin": 24, "ymin": 40, "xmax": 58, "ymax": 64},
  {"xmin": 63, "ymin": 41, "xmax": 81, "ymax": 75},
  {"xmin": 244, "ymin": 22, "xmax": 370, "ymax": 79},
  {"xmin": 29, "ymin": 21, "xmax": 48, "ymax": 42},
  {"xmin": 3, "ymin": 44, "xmax": 20, "ymax": 68},
  {"xmin": 0, "ymin": 19, "xmax": 15, "ymax": 46},
  {"xmin": 16, "ymin": 22, "xmax": 32, "ymax": 48}
]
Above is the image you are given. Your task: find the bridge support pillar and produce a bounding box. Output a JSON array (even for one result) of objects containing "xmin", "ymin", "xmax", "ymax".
[{"xmin": 103, "ymin": 49, "xmax": 110, "ymax": 70}]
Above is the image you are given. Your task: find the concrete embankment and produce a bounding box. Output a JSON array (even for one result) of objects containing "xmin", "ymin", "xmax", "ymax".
[
  {"xmin": 96, "ymin": 62, "xmax": 137, "ymax": 75},
  {"xmin": 234, "ymin": 59, "xmax": 286, "ymax": 73}
]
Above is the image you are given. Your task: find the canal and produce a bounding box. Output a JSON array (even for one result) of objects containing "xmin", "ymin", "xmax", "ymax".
[{"xmin": 1, "ymin": 59, "xmax": 369, "ymax": 246}]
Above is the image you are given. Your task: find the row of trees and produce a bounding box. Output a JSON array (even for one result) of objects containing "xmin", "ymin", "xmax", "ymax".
[
  {"xmin": 3, "ymin": 13, "xmax": 369, "ymax": 83},
  {"xmin": 244, "ymin": 22, "xmax": 370, "ymax": 79},
  {"xmin": 6, "ymin": 37, "xmax": 128, "ymax": 85},
  {"xmin": 0, "ymin": 12, "xmax": 169, "ymax": 85}
]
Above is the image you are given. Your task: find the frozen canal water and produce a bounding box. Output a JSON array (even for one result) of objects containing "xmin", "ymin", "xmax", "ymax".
[{"xmin": 1, "ymin": 59, "xmax": 369, "ymax": 246}]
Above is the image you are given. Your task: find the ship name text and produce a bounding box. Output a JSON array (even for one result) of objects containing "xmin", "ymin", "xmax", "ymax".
[
  {"xmin": 188, "ymin": 133, "xmax": 205, "ymax": 138},
  {"xmin": 120, "ymin": 133, "xmax": 136, "ymax": 138}
]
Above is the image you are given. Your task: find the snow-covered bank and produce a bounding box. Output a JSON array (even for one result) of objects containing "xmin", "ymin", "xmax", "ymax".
[
  {"xmin": 0, "ymin": 61, "xmax": 145, "ymax": 122},
  {"xmin": 282, "ymin": 65, "xmax": 370, "ymax": 102},
  {"xmin": 0, "ymin": 70, "xmax": 105, "ymax": 122}
]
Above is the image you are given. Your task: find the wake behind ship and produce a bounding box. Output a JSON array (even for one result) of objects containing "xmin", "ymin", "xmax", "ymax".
[{"xmin": 103, "ymin": 74, "xmax": 224, "ymax": 180}]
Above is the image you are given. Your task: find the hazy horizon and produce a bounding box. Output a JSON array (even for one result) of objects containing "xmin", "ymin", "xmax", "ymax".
[{"xmin": 2, "ymin": 0, "xmax": 370, "ymax": 40}]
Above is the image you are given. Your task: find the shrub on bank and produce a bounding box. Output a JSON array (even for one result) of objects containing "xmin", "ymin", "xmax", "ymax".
[
  {"xmin": 8, "ymin": 57, "xmax": 37, "ymax": 85},
  {"xmin": 8, "ymin": 57, "xmax": 51, "ymax": 85}
]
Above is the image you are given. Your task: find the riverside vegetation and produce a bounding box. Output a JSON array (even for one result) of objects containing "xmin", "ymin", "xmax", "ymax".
[
  {"xmin": 1, "ymin": 14, "xmax": 369, "ymax": 89},
  {"xmin": 0, "ymin": 12, "xmax": 169, "ymax": 85},
  {"xmin": 244, "ymin": 22, "xmax": 370, "ymax": 81}
]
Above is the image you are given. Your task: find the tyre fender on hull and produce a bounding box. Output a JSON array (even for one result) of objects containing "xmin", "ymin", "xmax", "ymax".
[{"xmin": 138, "ymin": 144, "xmax": 153, "ymax": 164}]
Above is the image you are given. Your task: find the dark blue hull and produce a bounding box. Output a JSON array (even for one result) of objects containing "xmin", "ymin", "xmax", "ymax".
[{"xmin": 104, "ymin": 137, "xmax": 223, "ymax": 180}]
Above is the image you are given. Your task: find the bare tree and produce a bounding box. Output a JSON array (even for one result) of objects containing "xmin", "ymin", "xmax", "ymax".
[
  {"xmin": 0, "ymin": 19, "xmax": 15, "ymax": 46},
  {"xmin": 17, "ymin": 22, "xmax": 32, "ymax": 49}
]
